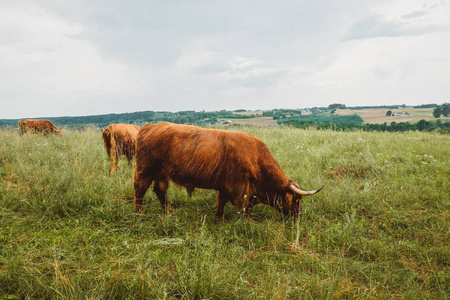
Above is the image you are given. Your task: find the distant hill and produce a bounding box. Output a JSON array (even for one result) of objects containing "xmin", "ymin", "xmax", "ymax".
[
  {"xmin": 0, "ymin": 104, "xmax": 441, "ymax": 129},
  {"xmin": 0, "ymin": 110, "xmax": 254, "ymax": 128}
]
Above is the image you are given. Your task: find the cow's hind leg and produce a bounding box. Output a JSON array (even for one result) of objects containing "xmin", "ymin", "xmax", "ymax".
[
  {"xmin": 125, "ymin": 147, "xmax": 134, "ymax": 167},
  {"xmin": 215, "ymin": 191, "xmax": 230, "ymax": 220},
  {"xmin": 134, "ymin": 172, "xmax": 153, "ymax": 213},
  {"xmin": 153, "ymin": 176, "xmax": 172, "ymax": 215},
  {"xmin": 126, "ymin": 154, "xmax": 133, "ymax": 167}
]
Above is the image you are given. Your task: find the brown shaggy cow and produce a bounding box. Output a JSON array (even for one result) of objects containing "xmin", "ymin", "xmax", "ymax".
[
  {"xmin": 18, "ymin": 119, "xmax": 63, "ymax": 136},
  {"xmin": 102, "ymin": 123, "xmax": 140, "ymax": 172},
  {"xmin": 134, "ymin": 122, "xmax": 323, "ymax": 220}
]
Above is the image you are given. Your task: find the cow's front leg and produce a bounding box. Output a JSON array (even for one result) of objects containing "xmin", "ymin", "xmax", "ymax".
[{"xmin": 234, "ymin": 194, "xmax": 257, "ymax": 220}]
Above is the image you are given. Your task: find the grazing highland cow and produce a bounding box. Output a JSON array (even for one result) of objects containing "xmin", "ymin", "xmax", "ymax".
[
  {"xmin": 134, "ymin": 122, "xmax": 323, "ymax": 219},
  {"xmin": 18, "ymin": 119, "xmax": 63, "ymax": 136},
  {"xmin": 102, "ymin": 123, "xmax": 140, "ymax": 172}
]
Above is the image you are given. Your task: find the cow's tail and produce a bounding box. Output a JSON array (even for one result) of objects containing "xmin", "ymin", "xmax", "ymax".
[
  {"xmin": 102, "ymin": 127, "xmax": 112, "ymax": 158},
  {"xmin": 18, "ymin": 120, "xmax": 26, "ymax": 136}
]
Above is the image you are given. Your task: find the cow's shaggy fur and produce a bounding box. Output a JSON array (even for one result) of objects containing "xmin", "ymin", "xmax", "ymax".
[
  {"xmin": 134, "ymin": 122, "xmax": 322, "ymax": 219},
  {"xmin": 102, "ymin": 123, "xmax": 140, "ymax": 173},
  {"xmin": 18, "ymin": 119, "xmax": 63, "ymax": 136}
]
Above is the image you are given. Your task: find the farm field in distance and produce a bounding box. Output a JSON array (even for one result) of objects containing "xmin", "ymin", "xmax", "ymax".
[
  {"xmin": 348, "ymin": 107, "xmax": 448, "ymax": 124},
  {"xmin": 1, "ymin": 125, "xmax": 449, "ymax": 299},
  {"xmin": 230, "ymin": 107, "xmax": 449, "ymax": 126},
  {"xmin": 230, "ymin": 116, "xmax": 277, "ymax": 126}
]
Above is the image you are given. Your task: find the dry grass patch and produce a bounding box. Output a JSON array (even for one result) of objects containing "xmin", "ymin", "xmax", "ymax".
[{"xmin": 351, "ymin": 107, "xmax": 449, "ymax": 124}]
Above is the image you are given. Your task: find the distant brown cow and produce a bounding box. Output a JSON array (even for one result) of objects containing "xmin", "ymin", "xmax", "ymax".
[
  {"xmin": 102, "ymin": 123, "xmax": 140, "ymax": 172},
  {"xmin": 134, "ymin": 122, "xmax": 323, "ymax": 220},
  {"xmin": 18, "ymin": 119, "xmax": 63, "ymax": 136}
]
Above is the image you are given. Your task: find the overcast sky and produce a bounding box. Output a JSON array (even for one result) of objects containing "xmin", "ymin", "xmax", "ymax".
[{"xmin": 1, "ymin": 0, "xmax": 449, "ymax": 119}]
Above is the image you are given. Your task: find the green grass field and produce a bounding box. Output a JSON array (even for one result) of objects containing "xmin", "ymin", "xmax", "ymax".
[{"xmin": 1, "ymin": 126, "xmax": 449, "ymax": 299}]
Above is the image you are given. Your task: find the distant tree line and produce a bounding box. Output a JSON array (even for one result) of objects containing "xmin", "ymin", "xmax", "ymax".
[
  {"xmin": 0, "ymin": 110, "xmax": 254, "ymax": 129},
  {"xmin": 414, "ymin": 104, "xmax": 438, "ymax": 108},
  {"xmin": 262, "ymin": 109, "xmax": 303, "ymax": 119},
  {"xmin": 345, "ymin": 104, "xmax": 437, "ymax": 110},
  {"xmin": 283, "ymin": 119, "xmax": 450, "ymax": 133}
]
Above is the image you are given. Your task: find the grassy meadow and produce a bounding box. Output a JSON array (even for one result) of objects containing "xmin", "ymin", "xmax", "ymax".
[{"xmin": 0, "ymin": 125, "xmax": 449, "ymax": 299}]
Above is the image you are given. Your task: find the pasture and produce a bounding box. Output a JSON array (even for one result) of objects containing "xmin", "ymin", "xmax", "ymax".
[
  {"xmin": 349, "ymin": 107, "xmax": 450, "ymax": 124},
  {"xmin": 0, "ymin": 126, "xmax": 449, "ymax": 299}
]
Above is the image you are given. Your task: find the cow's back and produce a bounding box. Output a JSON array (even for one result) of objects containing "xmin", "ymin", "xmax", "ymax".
[
  {"xmin": 104, "ymin": 123, "xmax": 139, "ymax": 155},
  {"xmin": 137, "ymin": 123, "xmax": 222, "ymax": 186},
  {"xmin": 114, "ymin": 124, "xmax": 139, "ymax": 144},
  {"xmin": 136, "ymin": 122, "xmax": 284, "ymax": 191}
]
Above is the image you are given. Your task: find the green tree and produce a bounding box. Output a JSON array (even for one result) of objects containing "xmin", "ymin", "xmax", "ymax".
[
  {"xmin": 433, "ymin": 107, "xmax": 442, "ymax": 118},
  {"xmin": 442, "ymin": 103, "xmax": 450, "ymax": 117},
  {"xmin": 417, "ymin": 119, "xmax": 430, "ymax": 131},
  {"xmin": 328, "ymin": 103, "xmax": 346, "ymax": 110},
  {"xmin": 386, "ymin": 110, "xmax": 392, "ymax": 116},
  {"xmin": 433, "ymin": 103, "xmax": 450, "ymax": 118}
]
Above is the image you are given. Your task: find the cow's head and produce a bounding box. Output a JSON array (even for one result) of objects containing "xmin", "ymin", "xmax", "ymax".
[{"xmin": 276, "ymin": 180, "xmax": 323, "ymax": 219}]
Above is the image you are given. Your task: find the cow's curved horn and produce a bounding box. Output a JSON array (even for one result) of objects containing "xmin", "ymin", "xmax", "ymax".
[{"xmin": 290, "ymin": 185, "xmax": 324, "ymax": 196}]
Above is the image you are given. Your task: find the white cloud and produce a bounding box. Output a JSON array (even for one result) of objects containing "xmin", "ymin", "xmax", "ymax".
[
  {"xmin": 342, "ymin": 2, "xmax": 450, "ymax": 40},
  {"xmin": 0, "ymin": 1, "xmax": 450, "ymax": 118},
  {"xmin": 0, "ymin": 2, "xmax": 146, "ymax": 118}
]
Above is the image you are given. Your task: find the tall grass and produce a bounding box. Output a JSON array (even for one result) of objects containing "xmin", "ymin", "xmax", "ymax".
[{"xmin": 1, "ymin": 125, "xmax": 449, "ymax": 299}]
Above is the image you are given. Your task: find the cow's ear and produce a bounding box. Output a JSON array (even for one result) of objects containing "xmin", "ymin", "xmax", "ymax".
[
  {"xmin": 288, "ymin": 179, "xmax": 300, "ymax": 187},
  {"xmin": 285, "ymin": 179, "xmax": 298, "ymax": 191}
]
